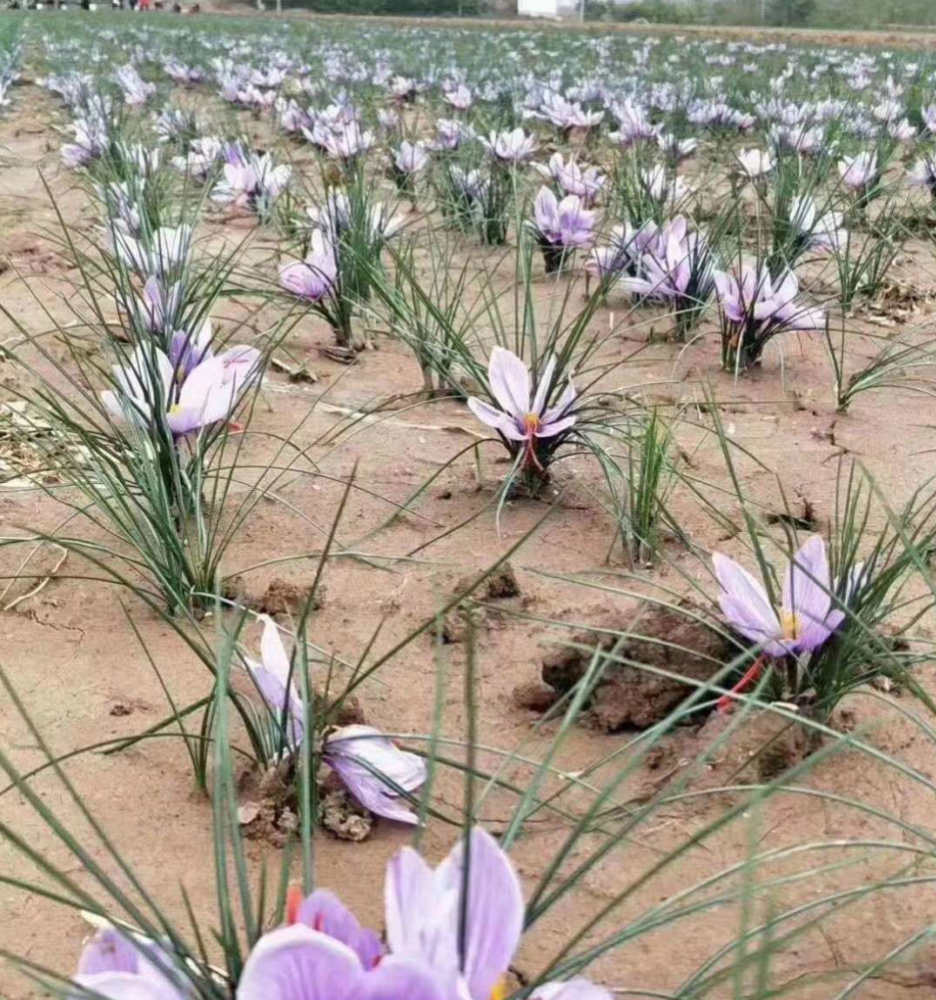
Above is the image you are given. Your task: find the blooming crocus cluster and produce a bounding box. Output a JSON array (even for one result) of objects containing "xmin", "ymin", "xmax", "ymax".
[
  {"xmin": 245, "ymin": 616, "xmax": 426, "ymax": 823},
  {"xmin": 74, "ymin": 829, "xmax": 611, "ymax": 1000},
  {"xmin": 529, "ymin": 187, "xmax": 595, "ymax": 272},
  {"xmin": 621, "ymin": 216, "xmax": 715, "ymax": 331},
  {"xmin": 211, "ymin": 146, "xmax": 292, "ymax": 219},
  {"xmin": 467, "ymin": 347, "xmax": 576, "ymax": 476},
  {"xmin": 533, "ymin": 153, "xmax": 604, "ymax": 205},
  {"xmin": 714, "ymin": 265, "xmax": 825, "ymax": 368},
  {"xmin": 713, "ymin": 536, "xmax": 845, "ymax": 709}
]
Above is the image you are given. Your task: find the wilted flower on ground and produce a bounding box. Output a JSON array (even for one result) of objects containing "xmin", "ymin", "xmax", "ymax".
[
  {"xmin": 467, "ymin": 347, "xmax": 576, "ymax": 473},
  {"xmin": 323, "ymin": 725, "xmax": 427, "ymax": 825},
  {"xmin": 245, "ymin": 619, "xmax": 426, "ymax": 822}
]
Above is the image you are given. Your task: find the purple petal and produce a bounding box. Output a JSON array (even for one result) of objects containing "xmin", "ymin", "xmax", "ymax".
[
  {"xmin": 487, "ymin": 347, "xmax": 531, "ymax": 421},
  {"xmin": 236, "ymin": 926, "xmax": 359, "ymax": 1000},
  {"xmin": 438, "ymin": 829, "xmax": 524, "ymax": 1000},
  {"xmin": 713, "ymin": 554, "xmax": 781, "ymax": 646},
  {"xmin": 77, "ymin": 930, "xmax": 139, "ymax": 976},
  {"xmin": 294, "ymin": 890, "xmax": 383, "ymax": 970}
]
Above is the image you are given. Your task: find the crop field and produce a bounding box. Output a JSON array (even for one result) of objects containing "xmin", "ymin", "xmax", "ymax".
[{"xmin": 4, "ymin": 10, "xmax": 936, "ymax": 1000}]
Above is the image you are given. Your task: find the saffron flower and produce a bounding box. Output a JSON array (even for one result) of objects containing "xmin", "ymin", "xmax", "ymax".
[
  {"xmin": 908, "ymin": 155, "xmax": 936, "ymax": 199},
  {"xmin": 393, "ymin": 141, "xmax": 430, "ymax": 176},
  {"xmin": 838, "ymin": 151, "xmax": 879, "ymax": 194},
  {"xmin": 714, "ymin": 536, "xmax": 845, "ymax": 658},
  {"xmin": 480, "ymin": 127, "xmax": 537, "ymax": 164},
  {"xmin": 714, "ymin": 265, "xmax": 825, "ymax": 368},
  {"xmin": 102, "ymin": 343, "xmax": 260, "ymax": 437},
  {"xmin": 788, "ymin": 196, "xmax": 845, "ymax": 252},
  {"xmin": 235, "ymin": 829, "xmax": 610, "ymax": 1000},
  {"xmin": 279, "ymin": 232, "xmax": 338, "ymax": 304},
  {"xmin": 533, "ymin": 153, "xmax": 604, "ymax": 205},
  {"xmin": 737, "ymin": 148, "xmax": 773, "ymax": 179},
  {"xmin": 530, "ymin": 187, "xmax": 595, "ymax": 272},
  {"xmin": 467, "ymin": 347, "xmax": 576, "ymax": 472},
  {"xmin": 112, "ymin": 225, "xmax": 192, "ymax": 280},
  {"xmin": 245, "ymin": 616, "xmax": 306, "ymax": 750}
]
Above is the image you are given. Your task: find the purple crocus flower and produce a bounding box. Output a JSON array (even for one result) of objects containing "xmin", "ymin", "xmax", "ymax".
[
  {"xmin": 278, "ymin": 232, "xmax": 338, "ymax": 303},
  {"xmin": 288, "ymin": 890, "xmax": 383, "ymax": 970},
  {"xmin": 73, "ymin": 927, "xmax": 188, "ymax": 1000},
  {"xmin": 466, "ymin": 347, "xmax": 576, "ymax": 470},
  {"xmin": 386, "ymin": 829, "xmax": 612, "ymax": 1000},
  {"xmin": 713, "ymin": 536, "xmax": 845, "ymax": 659},
  {"xmin": 102, "ymin": 344, "xmax": 260, "ymax": 436},
  {"xmin": 838, "ymin": 152, "xmax": 878, "ymax": 194},
  {"xmin": 714, "ymin": 264, "xmax": 825, "ymax": 367},
  {"xmin": 235, "ymin": 830, "xmax": 610, "ymax": 1000},
  {"xmin": 323, "ymin": 724, "xmax": 427, "ymax": 825},
  {"xmin": 480, "ymin": 128, "xmax": 537, "ymax": 164},
  {"xmin": 533, "ymin": 153, "xmax": 604, "ymax": 205},
  {"xmin": 908, "ymin": 155, "xmax": 936, "ymax": 199},
  {"xmin": 394, "ymin": 141, "xmax": 430, "ymax": 176},
  {"xmin": 531, "ymin": 188, "xmax": 595, "ymax": 272}
]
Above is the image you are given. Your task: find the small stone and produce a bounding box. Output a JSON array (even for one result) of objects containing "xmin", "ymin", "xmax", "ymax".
[{"xmin": 512, "ymin": 680, "xmax": 559, "ymax": 713}]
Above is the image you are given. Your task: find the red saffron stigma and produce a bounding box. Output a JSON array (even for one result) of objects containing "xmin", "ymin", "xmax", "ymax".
[{"xmin": 286, "ymin": 886, "xmax": 303, "ymax": 926}]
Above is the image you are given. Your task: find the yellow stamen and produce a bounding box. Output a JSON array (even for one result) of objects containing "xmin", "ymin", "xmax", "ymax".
[
  {"xmin": 779, "ymin": 609, "xmax": 801, "ymax": 640},
  {"xmin": 523, "ymin": 413, "xmax": 541, "ymax": 434},
  {"xmin": 490, "ymin": 978, "xmax": 508, "ymax": 1000}
]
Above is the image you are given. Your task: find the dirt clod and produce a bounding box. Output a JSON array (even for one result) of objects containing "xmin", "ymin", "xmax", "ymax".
[
  {"xmin": 512, "ymin": 679, "xmax": 559, "ymax": 713},
  {"xmin": 540, "ymin": 603, "xmax": 734, "ymax": 731}
]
